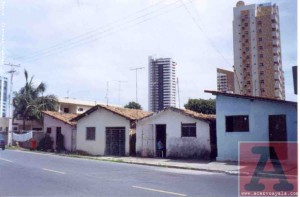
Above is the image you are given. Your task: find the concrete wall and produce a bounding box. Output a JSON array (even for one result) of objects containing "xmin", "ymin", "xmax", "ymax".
[
  {"xmin": 136, "ymin": 110, "xmax": 211, "ymax": 159},
  {"xmin": 0, "ymin": 118, "xmax": 9, "ymax": 131},
  {"xmin": 59, "ymin": 103, "xmax": 93, "ymax": 114},
  {"xmin": 43, "ymin": 115, "xmax": 75, "ymax": 152},
  {"xmin": 13, "ymin": 119, "xmax": 43, "ymax": 131},
  {"xmin": 216, "ymin": 95, "xmax": 297, "ymax": 161},
  {"xmin": 76, "ymin": 108, "xmax": 131, "ymax": 156}
]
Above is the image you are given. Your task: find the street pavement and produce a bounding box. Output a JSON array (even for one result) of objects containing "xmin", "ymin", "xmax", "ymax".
[{"xmin": 0, "ymin": 149, "xmax": 238, "ymax": 197}]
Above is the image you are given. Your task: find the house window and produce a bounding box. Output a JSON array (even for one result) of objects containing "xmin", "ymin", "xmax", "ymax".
[
  {"xmin": 86, "ymin": 127, "xmax": 96, "ymax": 140},
  {"xmin": 258, "ymin": 38, "xmax": 263, "ymax": 42},
  {"xmin": 64, "ymin": 108, "xmax": 70, "ymax": 113},
  {"xmin": 78, "ymin": 108, "xmax": 84, "ymax": 112},
  {"xmin": 226, "ymin": 116, "xmax": 249, "ymax": 132},
  {"xmin": 47, "ymin": 127, "xmax": 52, "ymax": 134},
  {"xmin": 181, "ymin": 123, "xmax": 196, "ymax": 137}
]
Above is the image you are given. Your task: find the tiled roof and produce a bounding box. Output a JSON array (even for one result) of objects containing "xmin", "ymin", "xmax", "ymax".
[
  {"xmin": 204, "ymin": 90, "xmax": 297, "ymax": 105},
  {"xmin": 174, "ymin": 108, "xmax": 216, "ymax": 121},
  {"xmin": 139, "ymin": 107, "xmax": 215, "ymax": 122},
  {"xmin": 71, "ymin": 104, "xmax": 153, "ymax": 121},
  {"xmin": 42, "ymin": 111, "xmax": 78, "ymax": 125}
]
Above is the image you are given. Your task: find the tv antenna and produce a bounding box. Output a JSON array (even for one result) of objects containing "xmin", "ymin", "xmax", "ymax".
[
  {"xmin": 130, "ymin": 67, "xmax": 144, "ymax": 103},
  {"xmin": 114, "ymin": 80, "xmax": 127, "ymax": 105}
]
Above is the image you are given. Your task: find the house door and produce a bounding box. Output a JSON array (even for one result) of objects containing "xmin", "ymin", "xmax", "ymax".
[
  {"xmin": 269, "ymin": 115, "xmax": 287, "ymax": 142},
  {"xmin": 156, "ymin": 124, "xmax": 166, "ymax": 158},
  {"xmin": 269, "ymin": 115, "xmax": 287, "ymax": 159},
  {"xmin": 105, "ymin": 127, "xmax": 126, "ymax": 156}
]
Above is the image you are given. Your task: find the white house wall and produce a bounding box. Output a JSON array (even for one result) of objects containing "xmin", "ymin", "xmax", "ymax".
[
  {"xmin": 216, "ymin": 95, "xmax": 297, "ymax": 161},
  {"xmin": 43, "ymin": 115, "xmax": 75, "ymax": 152},
  {"xmin": 136, "ymin": 110, "xmax": 211, "ymax": 159},
  {"xmin": 76, "ymin": 109, "xmax": 130, "ymax": 156}
]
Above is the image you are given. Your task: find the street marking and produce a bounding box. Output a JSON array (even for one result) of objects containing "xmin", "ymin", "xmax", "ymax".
[
  {"xmin": 42, "ymin": 168, "xmax": 66, "ymax": 174},
  {"xmin": 132, "ymin": 186, "xmax": 187, "ymax": 196},
  {"xmin": 0, "ymin": 158, "xmax": 13, "ymax": 163}
]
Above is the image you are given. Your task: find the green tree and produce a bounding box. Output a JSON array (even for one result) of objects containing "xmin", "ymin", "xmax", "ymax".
[
  {"xmin": 124, "ymin": 101, "xmax": 142, "ymax": 110},
  {"xmin": 13, "ymin": 70, "xmax": 58, "ymax": 130},
  {"xmin": 184, "ymin": 98, "xmax": 216, "ymax": 114}
]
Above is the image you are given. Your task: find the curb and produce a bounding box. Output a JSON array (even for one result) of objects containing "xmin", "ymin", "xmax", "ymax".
[{"xmin": 8, "ymin": 148, "xmax": 297, "ymax": 178}]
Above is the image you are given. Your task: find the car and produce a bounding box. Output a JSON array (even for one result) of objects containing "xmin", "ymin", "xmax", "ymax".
[{"xmin": 0, "ymin": 134, "xmax": 5, "ymax": 150}]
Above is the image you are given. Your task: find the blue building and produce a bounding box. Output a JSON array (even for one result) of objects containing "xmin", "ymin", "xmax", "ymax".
[{"xmin": 205, "ymin": 90, "xmax": 297, "ymax": 161}]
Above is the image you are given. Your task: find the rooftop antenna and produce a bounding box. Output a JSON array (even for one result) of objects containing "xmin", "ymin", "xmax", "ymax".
[
  {"xmin": 105, "ymin": 81, "xmax": 109, "ymax": 106},
  {"xmin": 177, "ymin": 77, "xmax": 181, "ymax": 108},
  {"xmin": 4, "ymin": 63, "xmax": 20, "ymax": 146},
  {"xmin": 130, "ymin": 67, "xmax": 144, "ymax": 103},
  {"xmin": 114, "ymin": 80, "xmax": 127, "ymax": 105}
]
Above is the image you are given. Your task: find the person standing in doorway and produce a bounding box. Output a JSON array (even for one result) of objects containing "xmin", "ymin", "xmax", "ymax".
[{"xmin": 157, "ymin": 140, "xmax": 164, "ymax": 158}]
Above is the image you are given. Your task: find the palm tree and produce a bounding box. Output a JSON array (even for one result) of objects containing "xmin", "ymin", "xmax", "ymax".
[{"xmin": 13, "ymin": 70, "xmax": 58, "ymax": 130}]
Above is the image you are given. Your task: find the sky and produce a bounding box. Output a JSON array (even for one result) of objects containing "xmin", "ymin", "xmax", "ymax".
[{"xmin": 2, "ymin": 0, "xmax": 297, "ymax": 110}]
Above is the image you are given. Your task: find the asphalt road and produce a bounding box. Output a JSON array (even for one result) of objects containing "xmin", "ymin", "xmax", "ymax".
[{"xmin": 0, "ymin": 150, "xmax": 238, "ymax": 197}]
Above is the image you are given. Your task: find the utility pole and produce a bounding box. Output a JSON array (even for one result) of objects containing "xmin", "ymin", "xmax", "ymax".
[
  {"xmin": 130, "ymin": 67, "xmax": 144, "ymax": 103},
  {"xmin": 4, "ymin": 63, "xmax": 20, "ymax": 146},
  {"xmin": 114, "ymin": 80, "xmax": 127, "ymax": 105}
]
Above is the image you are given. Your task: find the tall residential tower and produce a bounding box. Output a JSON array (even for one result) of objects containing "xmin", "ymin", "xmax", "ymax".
[
  {"xmin": 233, "ymin": 1, "xmax": 285, "ymax": 99},
  {"xmin": 217, "ymin": 68, "xmax": 235, "ymax": 93},
  {"xmin": 148, "ymin": 56, "xmax": 176, "ymax": 112}
]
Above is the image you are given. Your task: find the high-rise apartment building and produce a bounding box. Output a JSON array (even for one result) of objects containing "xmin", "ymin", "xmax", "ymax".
[
  {"xmin": 148, "ymin": 56, "xmax": 176, "ymax": 112},
  {"xmin": 0, "ymin": 76, "xmax": 8, "ymax": 117},
  {"xmin": 233, "ymin": 1, "xmax": 285, "ymax": 99},
  {"xmin": 217, "ymin": 68, "xmax": 235, "ymax": 93}
]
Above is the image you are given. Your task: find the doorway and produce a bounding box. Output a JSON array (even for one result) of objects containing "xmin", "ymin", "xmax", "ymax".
[
  {"xmin": 156, "ymin": 124, "xmax": 166, "ymax": 158},
  {"xmin": 269, "ymin": 115, "xmax": 287, "ymax": 142},
  {"xmin": 105, "ymin": 127, "xmax": 126, "ymax": 156},
  {"xmin": 269, "ymin": 115, "xmax": 287, "ymax": 159}
]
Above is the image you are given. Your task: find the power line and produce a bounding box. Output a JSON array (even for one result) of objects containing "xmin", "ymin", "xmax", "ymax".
[
  {"xmin": 21, "ymin": 0, "xmax": 188, "ymax": 63},
  {"xmin": 180, "ymin": 0, "xmax": 232, "ymax": 66},
  {"xmin": 14, "ymin": 0, "xmax": 168, "ymax": 61},
  {"xmin": 14, "ymin": 0, "xmax": 188, "ymax": 61}
]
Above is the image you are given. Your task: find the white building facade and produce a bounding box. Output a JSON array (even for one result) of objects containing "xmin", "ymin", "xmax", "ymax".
[
  {"xmin": 136, "ymin": 107, "xmax": 215, "ymax": 159},
  {"xmin": 148, "ymin": 56, "xmax": 177, "ymax": 112}
]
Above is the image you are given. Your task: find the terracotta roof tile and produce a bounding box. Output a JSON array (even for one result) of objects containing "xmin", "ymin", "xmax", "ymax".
[
  {"xmin": 72, "ymin": 105, "xmax": 153, "ymax": 121},
  {"xmin": 42, "ymin": 111, "xmax": 78, "ymax": 125},
  {"xmin": 138, "ymin": 107, "xmax": 215, "ymax": 122}
]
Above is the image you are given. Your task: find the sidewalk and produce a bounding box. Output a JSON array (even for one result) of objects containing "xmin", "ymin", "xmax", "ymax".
[
  {"xmin": 84, "ymin": 156, "xmax": 241, "ymax": 175},
  {"xmin": 9, "ymin": 148, "xmax": 297, "ymax": 177}
]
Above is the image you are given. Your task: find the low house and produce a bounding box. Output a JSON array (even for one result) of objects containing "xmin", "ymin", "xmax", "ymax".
[
  {"xmin": 136, "ymin": 107, "xmax": 216, "ymax": 159},
  {"xmin": 42, "ymin": 111, "xmax": 77, "ymax": 152},
  {"xmin": 205, "ymin": 90, "xmax": 297, "ymax": 161},
  {"xmin": 71, "ymin": 105, "xmax": 152, "ymax": 156}
]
